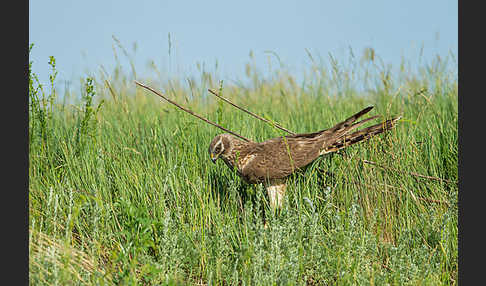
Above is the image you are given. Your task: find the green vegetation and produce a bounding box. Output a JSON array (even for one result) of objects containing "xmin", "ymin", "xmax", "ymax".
[{"xmin": 29, "ymin": 44, "xmax": 457, "ymax": 285}]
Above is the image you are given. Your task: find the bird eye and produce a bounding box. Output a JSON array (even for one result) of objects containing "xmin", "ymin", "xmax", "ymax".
[{"xmin": 214, "ymin": 143, "xmax": 223, "ymax": 154}]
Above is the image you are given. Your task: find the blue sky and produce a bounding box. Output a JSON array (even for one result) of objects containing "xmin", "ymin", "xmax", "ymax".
[{"xmin": 29, "ymin": 0, "xmax": 457, "ymax": 91}]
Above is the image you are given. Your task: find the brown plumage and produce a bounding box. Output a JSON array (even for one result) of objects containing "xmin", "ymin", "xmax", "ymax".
[{"xmin": 208, "ymin": 106, "xmax": 401, "ymax": 209}]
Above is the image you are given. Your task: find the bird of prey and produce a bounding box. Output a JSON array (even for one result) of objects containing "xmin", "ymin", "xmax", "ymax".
[
  {"xmin": 134, "ymin": 81, "xmax": 401, "ymax": 209},
  {"xmin": 208, "ymin": 106, "xmax": 400, "ymax": 209}
]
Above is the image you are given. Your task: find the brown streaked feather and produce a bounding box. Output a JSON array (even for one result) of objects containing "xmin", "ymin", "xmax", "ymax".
[
  {"xmin": 321, "ymin": 116, "xmax": 401, "ymax": 154},
  {"xmin": 327, "ymin": 106, "xmax": 374, "ymax": 133},
  {"xmin": 235, "ymin": 107, "xmax": 380, "ymax": 181},
  {"xmin": 282, "ymin": 106, "xmax": 375, "ymax": 140},
  {"xmin": 349, "ymin": 115, "xmax": 380, "ymax": 130},
  {"xmin": 234, "ymin": 136, "xmax": 321, "ymax": 183}
]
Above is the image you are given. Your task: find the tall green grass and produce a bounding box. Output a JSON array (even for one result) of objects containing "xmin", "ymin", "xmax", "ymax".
[{"xmin": 29, "ymin": 45, "xmax": 457, "ymax": 285}]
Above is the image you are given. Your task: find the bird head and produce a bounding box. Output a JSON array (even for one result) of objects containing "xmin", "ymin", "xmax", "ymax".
[{"xmin": 208, "ymin": 133, "xmax": 232, "ymax": 163}]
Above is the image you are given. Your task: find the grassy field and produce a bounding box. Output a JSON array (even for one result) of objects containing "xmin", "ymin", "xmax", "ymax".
[{"xmin": 29, "ymin": 46, "xmax": 458, "ymax": 285}]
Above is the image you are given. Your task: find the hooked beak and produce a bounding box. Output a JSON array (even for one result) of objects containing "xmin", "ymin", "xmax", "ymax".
[{"xmin": 210, "ymin": 154, "xmax": 217, "ymax": 163}]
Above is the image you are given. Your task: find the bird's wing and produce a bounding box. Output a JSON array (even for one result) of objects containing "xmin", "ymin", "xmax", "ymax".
[
  {"xmin": 248, "ymin": 106, "xmax": 378, "ymax": 179},
  {"xmin": 320, "ymin": 116, "xmax": 401, "ymax": 154},
  {"xmin": 239, "ymin": 106, "xmax": 400, "ymax": 181},
  {"xmin": 283, "ymin": 106, "xmax": 375, "ymax": 140},
  {"xmin": 239, "ymin": 136, "xmax": 323, "ymax": 181}
]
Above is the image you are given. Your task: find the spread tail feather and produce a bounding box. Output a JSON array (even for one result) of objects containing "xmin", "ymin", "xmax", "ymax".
[
  {"xmin": 285, "ymin": 107, "xmax": 376, "ymax": 140},
  {"xmin": 328, "ymin": 106, "xmax": 374, "ymax": 134},
  {"xmin": 322, "ymin": 116, "xmax": 401, "ymax": 154}
]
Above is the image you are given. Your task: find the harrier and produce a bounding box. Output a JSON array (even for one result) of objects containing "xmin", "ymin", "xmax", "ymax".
[
  {"xmin": 208, "ymin": 106, "xmax": 400, "ymax": 208},
  {"xmin": 135, "ymin": 81, "xmax": 400, "ymax": 209}
]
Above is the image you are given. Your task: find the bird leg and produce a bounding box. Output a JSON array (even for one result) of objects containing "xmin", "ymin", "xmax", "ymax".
[{"xmin": 265, "ymin": 179, "xmax": 287, "ymax": 210}]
